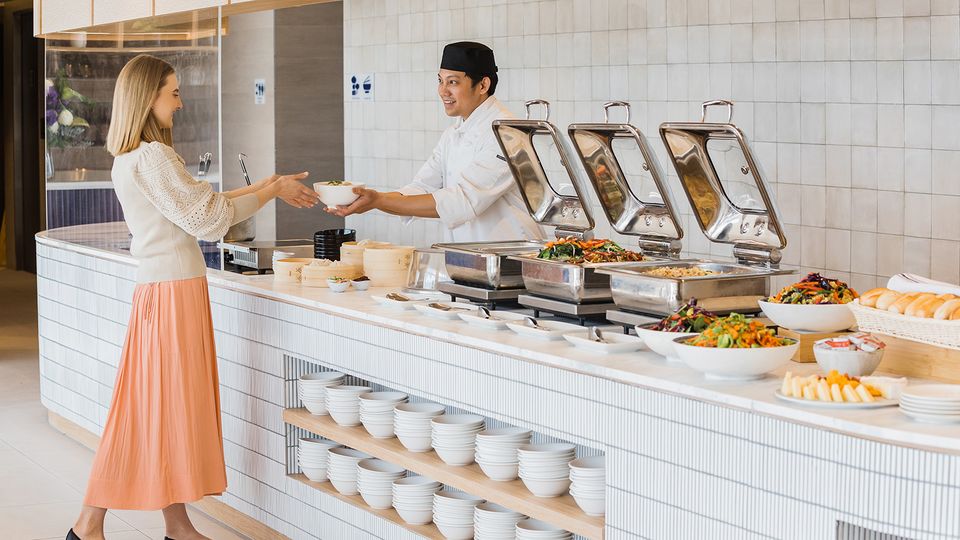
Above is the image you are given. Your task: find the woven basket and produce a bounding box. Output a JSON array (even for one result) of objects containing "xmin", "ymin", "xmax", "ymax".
[{"xmin": 848, "ymin": 299, "xmax": 960, "ymax": 350}]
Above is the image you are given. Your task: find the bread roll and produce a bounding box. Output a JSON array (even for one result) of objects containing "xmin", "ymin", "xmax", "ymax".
[
  {"xmin": 889, "ymin": 292, "xmax": 924, "ymax": 314},
  {"xmin": 913, "ymin": 297, "xmax": 945, "ymax": 318},
  {"xmin": 939, "ymin": 294, "xmax": 957, "ymax": 301},
  {"xmin": 875, "ymin": 291, "xmax": 902, "ymax": 310},
  {"xmin": 859, "ymin": 288, "xmax": 890, "ymax": 308},
  {"xmin": 934, "ymin": 299, "xmax": 960, "ymax": 320},
  {"xmin": 905, "ymin": 295, "xmax": 930, "ymax": 317}
]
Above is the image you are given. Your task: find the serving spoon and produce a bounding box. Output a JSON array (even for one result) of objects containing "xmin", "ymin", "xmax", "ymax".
[
  {"xmin": 589, "ymin": 326, "xmax": 606, "ymax": 343},
  {"xmin": 525, "ymin": 316, "xmax": 542, "ymax": 329},
  {"xmin": 428, "ymin": 302, "xmax": 468, "ymax": 312},
  {"xmin": 477, "ymin": 306, "xmax": 492, "ymax": 319},
  {"xmin": 386, "ymin": 292, "xmax": 411, "ymax": 302}
]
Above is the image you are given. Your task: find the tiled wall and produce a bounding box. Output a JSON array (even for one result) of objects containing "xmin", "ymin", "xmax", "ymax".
[{"xmin": 342, "ymin": 0, "xmax": 960, "ymax": 293}]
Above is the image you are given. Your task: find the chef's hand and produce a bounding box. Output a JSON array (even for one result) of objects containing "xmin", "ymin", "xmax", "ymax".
[
  {"xmin": 275, "ymin": 172, "xmax": 320, "ymax": 208},
  {"xmin": 325, "ymin": 187, "xmax": 380, "ymax": 216}
]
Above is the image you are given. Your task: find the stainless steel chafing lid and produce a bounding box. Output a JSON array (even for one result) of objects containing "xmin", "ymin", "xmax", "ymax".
[
  {"xmin": 568, "ymin": 101, "xmax": 683, "ymax": 257},
  {"xmin": 492, "ymin": 99, "xmax": 595, "ymax": 237},
  {"xmin": 659, "ymin": 100, "xmax": 788, "ymax": 267}
]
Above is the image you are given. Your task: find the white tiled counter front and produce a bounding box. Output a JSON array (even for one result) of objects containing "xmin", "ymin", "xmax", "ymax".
[{"xmin": 35, "ymin": 224, "xmax": 960, "ymax": 540}]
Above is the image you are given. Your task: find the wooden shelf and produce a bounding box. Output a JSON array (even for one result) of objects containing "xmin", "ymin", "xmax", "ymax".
[
  {"xmin": 284, "ymin": 408, "xmax": 604, "ymax": 540},
  {"xmin": 289, "ymin": 473, "xmax": 443, "ymax": 539}
]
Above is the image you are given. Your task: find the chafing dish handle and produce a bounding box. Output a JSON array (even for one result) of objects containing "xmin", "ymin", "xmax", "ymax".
[
  {"xmin": 603, "ymin": 101, "xmax": 631, "ymax": 124},
  {"xmin": 700, "ymin": 99, "xmax": 734, "ymax": 123},
  {"xmin": 524, "ymin": 99, "xmax": 550, "ymax": 121}
]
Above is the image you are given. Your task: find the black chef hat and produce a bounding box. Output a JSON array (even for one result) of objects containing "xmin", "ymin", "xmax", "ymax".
[{"xmin": 440, "ymin": 41, "xmax": 498, "ymax": 74}]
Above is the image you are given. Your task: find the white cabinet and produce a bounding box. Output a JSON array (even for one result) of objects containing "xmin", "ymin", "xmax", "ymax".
[
  {"xmin": 93, "ymin": 0, "xmax": 152, "ymax": 26},
  {"xmin": 41, "ymin": 0, "xmax": 93, "ymax": 34},
  {"xmin": 154, "ymin": 0, "xmax": 223, "ymax": 16}
]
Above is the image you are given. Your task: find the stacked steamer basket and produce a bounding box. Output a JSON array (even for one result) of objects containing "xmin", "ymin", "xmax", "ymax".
[
  {"xmin": 298, "ymin": 371, "xmax": 344, "ymax": 415},
  {"xmin": 356, "ymin": 458, "xmax": 406, "ymax": 509},
  {"xmin": 314, "ymin": 228, "xmax": 355, "ymax": 261},
  {"xmin": 395, "ymin": 402, "xmax": 445, "ymax": 453},
  {"xmin": 432, "ymin": 491, "xmax": 485, "ymax": 540},
  {"xmin": 363, "ymin": 245, "xmax": 416, "ymax": 287},
  {"xmin": 568, "ymin": 456, "xmax": 606, "ymax": 516},
  {"xmin": 392, "ymin": 476, "xmax": 442, "ymax": 526},
  {"xmin": 517, "ymin": 443, "xmax": 576, "ymax": 497},
  {"xmin": 326, "ymin": 447, "xmax": 372, "ymax": 495},
  {"xmin": 358, "ymin": 391, "xmax": 408, "ymax": 438},
  {"xmin": 899, "ymin": 385, "xmax": 960, "ymax": 423},
  {"xmin": 474, "ymin": 427, "xmax": 532, "ymax": 481},
  {"xmin": 431, "ymin": 414, "xmax": 485, "ymax": 466},
  {"xmin": 297, "ymin": 437, "xmax": 340, "ymax": 482}
]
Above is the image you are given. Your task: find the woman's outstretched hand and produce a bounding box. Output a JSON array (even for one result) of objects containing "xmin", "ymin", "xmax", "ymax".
[{"xmin": 274, "ymin": 172, "xmax": 320, "ymax": 208}]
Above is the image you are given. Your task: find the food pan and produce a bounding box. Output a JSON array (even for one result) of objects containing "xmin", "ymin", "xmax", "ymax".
[{"xmin": 433, "ymin": 241, "xmax": 545, "ymax": 289}]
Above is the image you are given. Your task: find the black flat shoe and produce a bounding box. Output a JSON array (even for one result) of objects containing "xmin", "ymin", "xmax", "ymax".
[{"xmin": 66, "ymin": 529, "xmax": 81, "ymax": 540}]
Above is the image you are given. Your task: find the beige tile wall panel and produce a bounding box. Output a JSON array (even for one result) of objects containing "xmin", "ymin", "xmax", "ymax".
[
  {"xmin": 154, "ymin": 0, "xmax": 222, "ymax": 17},
  {"xmin": 41, "ymin": 0, "xmax": 92, "ymax": 34},
  {"xmin": 92, "ymin": 0, "xmax": 151, "ymax": 26}
]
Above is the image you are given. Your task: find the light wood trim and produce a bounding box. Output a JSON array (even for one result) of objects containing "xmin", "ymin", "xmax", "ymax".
[
  {"xmin": 290, "ymin": 474, "xmax": 443, "ymax": 539},
  {"xmin": 875, "ymin": 334, "xmax": 960, "ymax": 383},
  {"xmin": 283, "ymin": 408, "xmax": 604, "ymax": 540},
  {"xmin": 46, "ymin": 411, "xmax": 285, "ymax": 539}
]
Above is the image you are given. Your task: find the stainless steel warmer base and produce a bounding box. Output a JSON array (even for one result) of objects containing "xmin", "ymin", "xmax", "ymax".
[
  {"xmin": 605, "ymin": 309, "xmax": 660, "ymax": 331},
  {"xmin": 439, "ymin": 282, "xmax": 523, "ymax": 309},
  {"xmin": 518, "ymin": 294, "xmax": 616, "ymax": 324}
]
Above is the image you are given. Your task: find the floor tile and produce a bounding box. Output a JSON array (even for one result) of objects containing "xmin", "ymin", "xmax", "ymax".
[
  {"xmin": 0, "ymin": 501, "xmax": 134, "ymax": 539},
  {"xmin": 0, "ymin": 465, "xmax": 82, "ymax": 507}
]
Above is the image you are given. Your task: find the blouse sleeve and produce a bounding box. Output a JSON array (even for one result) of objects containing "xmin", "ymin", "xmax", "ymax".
[{"xmin": 134, "ymin": 142, "xmax": 258, "ymax": 242}]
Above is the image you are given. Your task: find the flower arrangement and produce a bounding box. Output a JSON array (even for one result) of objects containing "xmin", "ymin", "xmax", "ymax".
[{"xmin": 45, "ymin": 70, "xmax": 93, "ymax": 149}]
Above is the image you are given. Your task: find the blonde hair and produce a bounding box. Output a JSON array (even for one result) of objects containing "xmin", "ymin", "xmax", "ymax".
[{"xmin": 106, "ymin": 54, "xmax": 175, "ymax": 156}]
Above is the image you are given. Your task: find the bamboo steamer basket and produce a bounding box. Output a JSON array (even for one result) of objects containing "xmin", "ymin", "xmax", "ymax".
[
  {"xmin": 363, "ymin": 245, "xmax": 415, "ymax": 287},
  {"xmin": 273, "ymin": 258, "xmax": 314, "ymax": 283},
  {"xmin": 341, "ymin": 241, "xmax": 391, "ymax": 270},
  {"xmin": 302, "ymin": 263, "xmax": 362, "ymax": 287}
]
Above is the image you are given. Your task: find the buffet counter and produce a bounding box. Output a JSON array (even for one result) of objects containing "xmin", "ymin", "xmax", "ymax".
[{"xmin": 35, "ymin": 223, "xmax": 960, "ymax": 540}]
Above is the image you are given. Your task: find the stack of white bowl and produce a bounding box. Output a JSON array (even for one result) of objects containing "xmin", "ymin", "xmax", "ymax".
[
  {"xmin": 297, "ymin": 437, "xmax": 340, "ymax": 482},
  {"xmin": 568, "ymin": 456, "xmax": 605, "ymax": 516},
  {"xmin": 357, "ymin": 458, "xmax": 406, "ymax": 509},
  {"xmin": 433, "ymin": 491, "xmax": 484, "ymax": 540},
  {"xmin": 298, "ymin": 371, "xmax": 344, "ymax": 415},
  {"xmin": 515, "ymin": 519, "xmax": 573, "ymax": 539},
  {"xmin": 431, "ymin": 414, "xmax": 485, "ymax": 466},
  {"xmin": 359, "ymin": 391, "xmax": 408, "ymax": 438},
  {"xmin": 475, "ymin": 427, "xmax": 532, "ymax": 482},
  {"xmin": 392, "ymin": 476, "xmax": 442, "ymax": 526},
  {"xmin": 900, "ymin": 384, "xmax": 960, "ymax": 423},
  {"xmin": 473, "ymin": 502, "xmax": 525, "ymax": 540},
  {"xmin": 394, "ymin": 402, "xmax": 445, "ymax": 452},
  {"xmin": 518, "ymin": 443, "xmax": 575, "ymax": 498},
  {"xmin": 325, "ymin": 385, "xmax": 372, "ymax": 427},
  {"xmin": 326, "ymin": 447, "xmax": 372, "ymax": 495}
]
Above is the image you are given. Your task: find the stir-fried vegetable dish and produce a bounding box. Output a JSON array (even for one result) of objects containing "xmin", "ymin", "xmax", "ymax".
[
  {"xmin": 685, "ymin": 313, "xmax": 790, "ymax": 348},
  {"xmin": 536, "ymin": 237, "xmax": 644, "ymax": 264},
  {"xmin": 769, "ymin": 273, "xmax": 859, "ymax": 304},
  {"xmin": 651, "ymin": 299, "xmax": 718, "ymax": 333}
]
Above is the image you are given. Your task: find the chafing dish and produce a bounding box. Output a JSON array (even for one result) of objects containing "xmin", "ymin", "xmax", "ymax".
[
  {"xmin": 596, "ymin": 100, "xmax": 794, "ymax": 315},
  {"xmin": 431, "ymin": 240, "xmax": 544, "ymax": 289}
]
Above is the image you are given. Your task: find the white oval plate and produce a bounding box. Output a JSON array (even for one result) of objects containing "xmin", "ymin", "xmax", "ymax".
[
  {"xmin": 562, "ymin": 331, "xmax": 644, "ymax": 354},
  {"xmin": 457, "ymin": 310, "xmax": 528, "ymax": 330},
  {"xmin": 412, "ymin": 302, "xmax": 474, "ymax": 320},
  {"xmin": 774, "ymin": 390, "xmax": 898, "ymax": 409},
  {"xmin": 505, "ymin": 319, "xmax": 583, "ymax": 340}
]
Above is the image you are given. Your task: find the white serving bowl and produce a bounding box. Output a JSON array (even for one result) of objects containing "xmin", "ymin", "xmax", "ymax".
[
  {"xmin": 569, "ymin": 488, "xmax": 606, "ymax": 516},
  {"xmin": 360, "ymin": 490, "xmax": 397, "ymax": 510},
  {"xmin": 634, "ymin": 325, "xmax": 698, "ymax": 363},
  {"xmin": 396, "ymin": 402, "xmax": 446, "ymax": 417},
  {"xmin": 396, "ymin": 432, "xmax": 434, "ymax": 453},
  {"xmin": 300, "ymin": 466, "xmax": 328, "ymax": 483},
  {"xmin": 673, "ymin": 337, "xmax": 800, "ymax": 381},
  {"xmin": 477, "ymin": 426, "xmax": 532, "ymax": 440},
  {"xmin": 758, "ymin": 300, "xmax": 856, "ymax": 332},
  {"xmin": 569, "ymin": 455, "xmax": 605, "ymax": 472},
  {"xmin": 517, "ymin": 443, "xmax": 576, "ymax": 457},
  {"xmin": 516, "ymin": 519, "xmax": 572, "ymax": 538},
  {"xmin": 813, "ymin": 345, "xmax": 884, "ymax": 376},
  {"xmin": 562, "ymin": 330, "xmax": 645, "ymax": 354},
  {"xmin": 328, "ymin": 409, "xmax": 361, "ymax": 427},
  {"xmin": 519, "ymin": 475, "xmax": 571, "ymax": 498},
  {"xmin": 351, "ymin": 278, "xmax": 371, "ymax": 291},
  {"xmin": 326, "ymin": 279, "xmax": 350, "ymax": 292},
  {"xmin": 395, "ymin": 506, "xmax": 434, "ymax": 526},
  {"xmin": 477, "ymin": 458, "xmax": 519, "ymax": 481},
  {"xmin": 313, "ymin": 181, "xmax": 365, "ymax": 208},
  {"xmin": 359, "ymin": 391, "xmax": 408, "ymax": 409},
  {"xmin": 434, "ymin": 521, "xmax": 475, "ymax": 540},
  {"xmin": 432, "ymin": 414, "xmax": 485, "ymax": 429},
  {"xmin": 434, "ymin": 446, "xmax": 477, "ymax": 467},
  {"xmin": 362, "ymin": 420, "xmax": 397, "ymax": 439}
]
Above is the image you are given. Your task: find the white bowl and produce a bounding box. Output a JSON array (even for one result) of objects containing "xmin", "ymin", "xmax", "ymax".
[
  {"xmin": 519, "ymin": 476, "xmax": 571, "ymax": 497},
  {"xmin": 758, "ymin": 300, "xmax": 856, "ymax": 332},
  {"xmin": 362, "ymin": 422, "xmax": 396, "ymax": 439},
  {"xmin": 314, "ymin": 181, "xmax": 365, "ymax": 208},
  {"xmin": 477, "ymin": 427, "xmax": 532, "ymax": 439},
  {"xmin": 300, "ymin": 371, "xmax": 345, "ymax": 384},
  {"xmin": 393, "ymin": 475, "xmax": 441, "ymax": 490},
  {"xmin": 358, "ymin": 458, "xmax": 406, "ymax": 476},
  {"xmin": 329, "ymin": 410, "xmax": 361, "ymax": 426},
  {"xmin": 359, "ymin": 391, "xmax": 408, "ymax": 405},
  {"xmin": 477, "ymin": 459, "xmax": 519, "ymax": 481},
  {"xmin": 360, "ymin": 490, "xmax": 395, "ymax": 510},
  {"xmin": 326, "ymin": 279, "xmax": 350, "ymax": 292},
  {"xmin": 435, "ymin": 446, "xmax": 477, "ymax": 466},
  {"xmin": 516, "ymin": 518, "xmax": 572, "ymax": 537},
  {"xmin": 395, "ymin": 506, "xmax": 433, "ymax": 526},
  {"xmin": 351, "ymin": 278, "xmax": 371, "ymax": 291},
  {"xmin": 435, "ymin": 490, "xmax": 484, "ymax": 507},
  {"xmin": 300, "ymin": 466, "xmax": 328, "ymax": 482},
  {"xmin": 396, "ymin": 402, "xmax": 446, "ymax": 416},
  {"xmin": 562, "ymin": 330, "xmax": 645, "ymax": 354},
  {"xmin": 570, "ymin": 489, "xmax": 606, "ymax": 516},
  {"xmin": 329, "ymin": 477, "xmax": 359, "ymax": 495},
  {"xmin": 517, "ymin": 443, "xmax": 576, "ymax": 456},
  {"xmin": 673, "ymin": 337, "xmax": 800, "ymax": 381},
  {"xmin": 634, "ymin": 325, "xmax": 698, "ymax": 363},
  {"xmin": 434, "ymin": 521, "xmax": 475, "ymax": 540},
  {"xmin": 813, "ymin": 345, "xmax": 884, "ymax": 376},
  {"xmin": 397, "ymin": 432, "xmax": 433, "ymax": 452},
  {"xmin": 302, "ymin": 399, "xmax": 329, "ymax": 415}
]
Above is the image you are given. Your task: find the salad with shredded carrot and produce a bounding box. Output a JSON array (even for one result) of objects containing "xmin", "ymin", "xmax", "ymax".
[
  {"xmin": 768, "ymin": 272, "xmax": 859, "ymax": 305},
  {"xmin": 537, "ymin": 237, "xmax": 644, "ymax": 264},
  {"xmin": 685, "ymin": 313, "xmax": 790, "ymax": 348}
]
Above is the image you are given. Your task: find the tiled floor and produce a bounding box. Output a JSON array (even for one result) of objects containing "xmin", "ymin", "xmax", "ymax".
[{"xmin": 0, "ymin": 269, "xmax": 248, "ymax": 540}]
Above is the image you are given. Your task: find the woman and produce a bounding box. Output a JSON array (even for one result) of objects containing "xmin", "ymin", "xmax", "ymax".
[{"xmin": 68, "ymin": 54, "xmax": 319, "ymax": 540}]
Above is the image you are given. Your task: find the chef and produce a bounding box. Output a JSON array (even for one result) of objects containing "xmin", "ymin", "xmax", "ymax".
[{"xmin": 327, "ymin": 41, "xmax": 545, "ymax": 242}]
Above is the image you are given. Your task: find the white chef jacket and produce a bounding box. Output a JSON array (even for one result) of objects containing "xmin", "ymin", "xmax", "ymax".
[{"xmin": 397, "ymin": 96, "xmax": 546, "ymax": 243}]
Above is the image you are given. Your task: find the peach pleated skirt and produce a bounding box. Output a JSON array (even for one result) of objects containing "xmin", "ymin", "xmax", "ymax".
[{"xmin": 84, "ymin": 276, "xmax": 227, "ymax": 510}]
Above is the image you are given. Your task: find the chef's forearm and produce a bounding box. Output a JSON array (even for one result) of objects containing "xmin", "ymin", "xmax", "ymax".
[{"xmin": 377, "ymin": 192, "xmax": 440, "ymax": 218}]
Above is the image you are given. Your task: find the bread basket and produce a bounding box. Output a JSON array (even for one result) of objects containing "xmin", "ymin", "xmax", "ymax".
[{"xmin": 848, "ymin": 299, "xmax": 960, "ymax": 350}]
